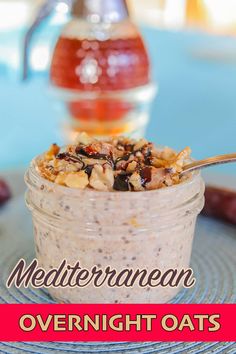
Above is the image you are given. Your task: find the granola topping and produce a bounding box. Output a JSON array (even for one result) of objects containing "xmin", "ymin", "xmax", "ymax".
[{"xmin": 37, "ymin": 133, "xmax": 192, "ymax": 191}]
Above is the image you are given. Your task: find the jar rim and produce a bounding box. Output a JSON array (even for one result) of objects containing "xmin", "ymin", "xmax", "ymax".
[{"xmin": 25, "ymin": 154, "xmax": 202, "ymax": 199}]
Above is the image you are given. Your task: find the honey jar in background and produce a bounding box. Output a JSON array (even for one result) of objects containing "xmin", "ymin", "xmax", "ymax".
[{"xmin": 50, "ymin": 0, "xmax": 157, "ymax": 140}]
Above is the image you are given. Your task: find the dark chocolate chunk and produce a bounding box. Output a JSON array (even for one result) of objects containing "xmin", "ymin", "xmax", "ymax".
[
  {"xmin": 84, "ymin": 165, "xmax": 93, "ymax": 177},
  {"xmin": 113, "ymin": 174, "xmax": 130, "ymax": 191}
]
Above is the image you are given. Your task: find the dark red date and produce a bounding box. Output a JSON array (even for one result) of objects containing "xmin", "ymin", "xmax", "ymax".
[
  {"xmin": 0, "ymin": 179, "xmax": 11, "ymax": 207},
  {"xmin": 202, "ymin": 186, "xmax": 236, "ymax": 225}
]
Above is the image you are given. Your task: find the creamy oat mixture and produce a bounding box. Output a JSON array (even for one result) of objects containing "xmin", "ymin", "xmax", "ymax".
[
  {"xmin": 37, "ymin": 133, "xmax": 191, "ymax": 191},
  {"xmin": 25, "ymin": 134, "xmax": 205, "ymax": 304}
]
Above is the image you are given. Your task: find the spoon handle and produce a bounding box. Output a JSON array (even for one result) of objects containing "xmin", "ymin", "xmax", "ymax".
[{"xmin": 182, "ymin": 153, "xmax": 236, "ymax": 174}]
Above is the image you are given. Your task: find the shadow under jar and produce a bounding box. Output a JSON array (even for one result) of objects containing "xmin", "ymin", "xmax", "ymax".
[{"xmin": 25, "ymin": 156, "xmax": 205, "ymax": 304}]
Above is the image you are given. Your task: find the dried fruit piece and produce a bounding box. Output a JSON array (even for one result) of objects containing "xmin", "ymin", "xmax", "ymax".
[
  {"xmin": 203, "ymin": 186, "xmax": 236, "ymax": 225},
  {"xmin": 0, "ymin": 179, "xmax": 11, "ymax": 207},
  {"xmin": 140, "ymin": 167, "xmax": 152, "ymax": 186}
]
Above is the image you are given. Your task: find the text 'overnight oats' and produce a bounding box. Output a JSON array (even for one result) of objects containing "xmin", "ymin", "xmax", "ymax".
[
  {"xmin": 25, "ymin": 134, "xmax": 205, "ymax": 304},
  {"xmin": 37, "ymin": 133, "xmax": 192, "ymax": 191}
]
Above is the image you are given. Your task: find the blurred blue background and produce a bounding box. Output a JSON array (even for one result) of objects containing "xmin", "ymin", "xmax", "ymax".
[{"xmin": 0, "ymin": 6, "xmax": 236, "ymax": 175}]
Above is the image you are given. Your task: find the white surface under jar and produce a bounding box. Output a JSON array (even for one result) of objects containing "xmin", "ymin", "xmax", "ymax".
[{"xmin": 25, "ymin": 156, "xmax": 205, "ymax": 304}]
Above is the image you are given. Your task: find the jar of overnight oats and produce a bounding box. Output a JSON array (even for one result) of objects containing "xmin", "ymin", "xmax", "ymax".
[{"xmin": 25, "ymin": 136, "xmax": 205, "ymax": 304}]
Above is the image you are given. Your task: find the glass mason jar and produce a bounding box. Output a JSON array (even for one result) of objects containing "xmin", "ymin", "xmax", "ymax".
[{"xmin": 25, "ymin": 156, "xmax": 205, "ymax": 304}]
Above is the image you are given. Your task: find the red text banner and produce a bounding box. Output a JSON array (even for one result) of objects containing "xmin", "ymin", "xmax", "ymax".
[{"xmin": 0, "ymin": 304, "xmax": 235, "ymax": 342}]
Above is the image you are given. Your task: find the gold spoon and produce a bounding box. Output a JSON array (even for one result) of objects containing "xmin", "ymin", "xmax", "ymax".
[{"xmin": 181, "ymin": 153, "xmax": 236, "ymax": 175}]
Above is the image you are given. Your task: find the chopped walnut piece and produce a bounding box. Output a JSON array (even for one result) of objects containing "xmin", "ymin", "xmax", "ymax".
[
  {"xmin": 45, "ymin": 144, "xmax": 60, "ymax": 160},
  {"xmin": 166, "ymin": 147, "xmax": 191, "ymax": 173},
  {"xmin": 129, "ymin": 172, "xmax": 144, "ymax": 191},
  {"xmin": 89, "ymin": 165, "xmax": 114, "ymax": 191},
  {"xmin": 64, "ymin": 171, "xmax": 89, "ymax": 189},
  {"xmin": 56, "ymin": 159, "xmax": 80, "ymax": 173},
  {"xmin": 164, "ymin": 173, "xmax": 176, "ymax": 186},
  {"xmin": 55, "ymin": 173, "xmax": 66, "ymax": 185},
  {"xmin": 176, "ymin": 147, "xmax": 191, "ymax": 165},
  {"xmin": 116, "ymin": 154, "xmax": 134, "ymax": 171},
  {"xmin": 151, "ymin": 157, "xmax": 167, "ymax": 168},
  {"xmin": 75, "ymin": 132, "xmax": 94, "ymax": 146},
  {"xmin": 77, "ymin": 141, "xmax": 114, "ymax": 159},
  {"xmin": 126, "ymin": 161, "xmax": 138, "ymax": 173},
  {"xmin": 37, "ymin": 133, "xmax": 192, "ymax": 192},
  {"xmin": 38, "ymin": 164, "xmax": 57, "ymax": 182},
  {"xmin": 145, "ymin": 168, "xmax": 169, "ymax": 190},
  {"xmin": 152, "ymin": 147, "xmax": 177, "ymax": 160},
  {"xmin": 133, "ymin": 139, "xmax": 148, "ymax": 151}
]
